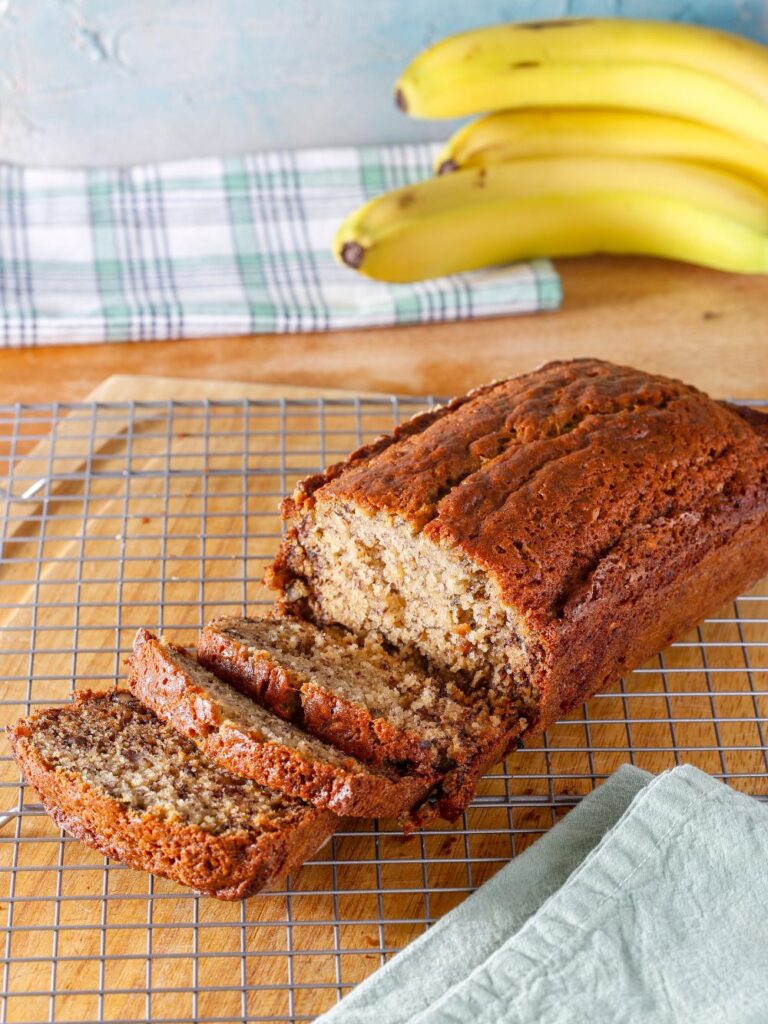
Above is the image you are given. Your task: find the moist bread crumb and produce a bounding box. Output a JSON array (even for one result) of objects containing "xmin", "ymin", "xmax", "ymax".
[
  {"xmin": 128, "ymin": 628, "xmax": 432, "ymax": 819},
  {"xmin": 8, "ymin": 690, "xmax": 336, "ymax": 899},
  {"xmin": 197, "ymin": 616, "xmax": 526, "ymax": 821}
]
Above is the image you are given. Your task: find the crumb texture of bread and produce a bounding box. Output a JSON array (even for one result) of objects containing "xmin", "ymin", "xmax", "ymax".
[
  {"xmin": 198, "ymin": 617, "xmax": 516, "ymax": 763},
  {"xmin": 197, "ymin": 616, "xmax": 525, "ymax": 822},
  {"xmin": 128, "ymin": 629, "xmax": 431, "ymax": 818},
  {"xmin": 8, "ymin": 690, "xmax": 336, "ymax": 899},
  {"xmin": 270, "ymin": 359, "xmax": 768, "ymax": 733}
]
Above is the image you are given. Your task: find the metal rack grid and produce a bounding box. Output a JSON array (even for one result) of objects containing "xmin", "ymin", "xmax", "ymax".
[{"xmin": 0, "ymin": 394, "xmax": 766, "ymax": 1024}]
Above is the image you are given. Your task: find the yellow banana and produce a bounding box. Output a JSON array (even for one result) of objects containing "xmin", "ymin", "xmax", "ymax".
[
  {"xmin": 397, "ymin": 18, "xmax": 768, "ymax": 112},
  {"xmin": 333, "ymin": 158, "xmax": 768, "ymax": 281},
  {"xmin": 435, "ymin": 110, "xmax": 768, "ymax": 193},
  {"xmin": 398, "ymin": 59, "xmax": 768, "ymax": 147}
]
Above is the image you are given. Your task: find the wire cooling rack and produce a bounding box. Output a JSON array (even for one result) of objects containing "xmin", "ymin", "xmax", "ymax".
[{"xmin": 0, "ymin": 394, "xmax": 766, "ymax": 1024}]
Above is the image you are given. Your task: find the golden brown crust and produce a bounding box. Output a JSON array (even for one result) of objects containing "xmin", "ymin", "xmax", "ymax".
[
  {"xmin": 533, "ymin": 499, "xmax": 768, "ymax": 731},
  {"xmin": 277, "ymin": 377, "xmax": 503, "ymax": 521},
  {"xmin": 722, "ymin": 401, "xmax": 768, "ymax": 437},
  {"xmin": 8, "ymin": 691, "xmax": 336, "ymax": 900},
  {"xmin": 128, "ymin": 629, "xmax": 430, "ymax": 819}
]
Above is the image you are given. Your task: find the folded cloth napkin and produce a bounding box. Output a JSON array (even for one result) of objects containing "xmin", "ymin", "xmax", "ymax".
[
  {"xmin": 0, "ymin": 147, "xmax": 560, "ymax": 347},
  {"xmin": 318, "ymin": 765, "xmax": 768, "ymax": 1023}
]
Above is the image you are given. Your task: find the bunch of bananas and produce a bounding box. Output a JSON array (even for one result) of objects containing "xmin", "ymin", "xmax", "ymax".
[{"xmin": 334, "ymin": 18, "xmax": 768, "ymax": 281}]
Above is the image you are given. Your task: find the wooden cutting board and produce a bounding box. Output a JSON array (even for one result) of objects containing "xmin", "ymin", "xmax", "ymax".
[
  {"xmin": 84, "ymin": 374, "xmax": 391, "ymax": 403},
  {"xmin": 1, "ymin": 374, "xmax": 765, "ymax": 1024}
]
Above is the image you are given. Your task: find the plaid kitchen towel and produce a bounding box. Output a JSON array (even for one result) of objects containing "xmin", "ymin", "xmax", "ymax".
[{"xmin": 0, "ymin": 146, "xmax": 560, "ymax": 346}]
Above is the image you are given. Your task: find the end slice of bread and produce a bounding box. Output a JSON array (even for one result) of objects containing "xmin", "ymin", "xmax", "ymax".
[{"xmin": 8, "ymin": 690, "xmax": 336, "ymax": 900}]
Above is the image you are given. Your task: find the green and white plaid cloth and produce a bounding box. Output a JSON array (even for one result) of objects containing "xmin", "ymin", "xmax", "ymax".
[{"xmin": 0, "ymin": 145, "xmax": 561, "ymax": 346}]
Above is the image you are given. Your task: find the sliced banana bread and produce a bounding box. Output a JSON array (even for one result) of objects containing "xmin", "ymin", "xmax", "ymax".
[
  {"xmin": 8, "ymin": 690, "xmax": 336, "ymax": 899},
  {"xmin": 196, "ymin": 616, "xmax": 526, "ymax": 821},
  {"xmin": 128, "ymin": 628, "xmax": 432, "ymax": 818},
  {"xmin": 269, "ymin": 358, "xmax": 768, "ymax": 737}
]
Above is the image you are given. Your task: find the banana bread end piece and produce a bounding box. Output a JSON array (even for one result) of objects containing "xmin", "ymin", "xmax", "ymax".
[{"xmin": 8, "ymin": 691, "xmax": 336, "ymax": 899}]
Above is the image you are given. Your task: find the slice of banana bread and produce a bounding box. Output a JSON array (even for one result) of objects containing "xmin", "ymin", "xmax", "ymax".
[
  {"xmin": 269, "ymin": 359, "xmax": 768, "ymax": 739},
  {"xmin": 128, "ymin": 628, "xmax": 432, "ymax": 818},
  {"xmin": 196, "ymin": 616, "xmax": 526, "ymax": 820},
  {"xmin": 8, "ymin": 690, "xmax": 336, "ymax": 900}
]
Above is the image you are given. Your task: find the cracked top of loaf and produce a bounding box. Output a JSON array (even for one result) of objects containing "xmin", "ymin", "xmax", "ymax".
[{"xmin": 284, "ymin": 358, "xmax": 768, "ymax": 633}]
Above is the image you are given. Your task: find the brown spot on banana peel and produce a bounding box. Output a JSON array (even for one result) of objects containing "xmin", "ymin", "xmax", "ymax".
[
  {"xmin": 437, "ymin": 159, "xmax": 459, "ymax": 175},
  {"xmin": 398, "ymin": 192, "xmax": 416, "ymax": 208},
  {"xmin": 510, "ymin": 60, "xmax": 541, "ymax": 68},
  {"xmin": 395, "ymin": 88, "xmax": 408, "ymax": 112},
  {"xmin": 341, "ymin": 242, "xmax": 366, "ymax": 269},
  {"xmin": 473, "ymin": 169, "xmax": 487, "ymax": 188},
  {"xmin": 519, "ymin": 18, "xmax": 592, "ymax": 29}
]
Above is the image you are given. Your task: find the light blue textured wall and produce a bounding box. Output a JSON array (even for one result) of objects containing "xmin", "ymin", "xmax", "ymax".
[{"xmin": 0, "ymin": 0, "xmax": 766, "ymax": 166}]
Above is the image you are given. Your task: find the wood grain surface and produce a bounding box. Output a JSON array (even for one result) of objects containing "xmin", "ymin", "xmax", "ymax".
[
  {"xmin": 1, "ymin": 370, "xmax": 766, "ymax": 1021},
  {"xmin": 4, "ymin": 257, "xmax": 768, "ymax": 406}
]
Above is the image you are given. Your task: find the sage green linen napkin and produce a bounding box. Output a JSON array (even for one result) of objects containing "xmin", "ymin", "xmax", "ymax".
[
  {"xmin": 318, "ymin": 765, "xmax": 768, "ymax": 1023},
  {"xmin": 317, "ymin": 764, "xmax": 650, "ymax": 1023}
]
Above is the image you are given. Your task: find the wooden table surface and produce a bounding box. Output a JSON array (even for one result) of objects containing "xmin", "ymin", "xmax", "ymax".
[{"xmin": 5, "ymin": 256, "xmax": 768, "ymax": 404}]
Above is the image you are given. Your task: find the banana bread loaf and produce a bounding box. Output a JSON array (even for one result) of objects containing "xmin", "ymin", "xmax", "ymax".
[
  {"xmin": 128, "ymin": 628, "xmax": 432, "ymax": 818},
  {"xmin": 197, "ymin": 616, "xmax": 525, "ymax": 820},
  {"xmin": 269, "ymin": 358, "xmax": 768, "ymax": 750},
  {"xmin": 9, "ymin": 690, "xmax": 336, "ymax": 899}
]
